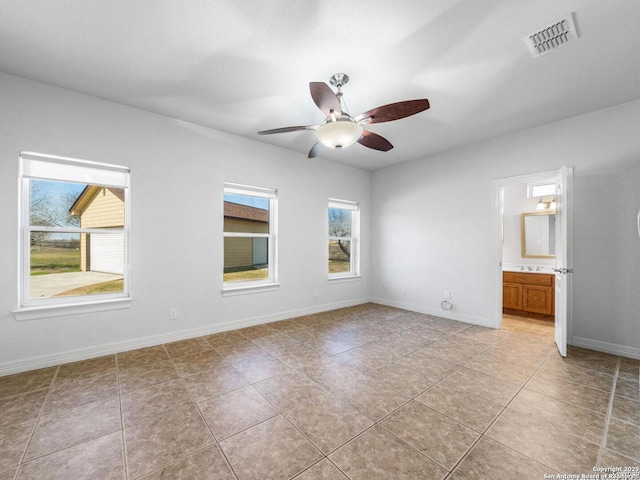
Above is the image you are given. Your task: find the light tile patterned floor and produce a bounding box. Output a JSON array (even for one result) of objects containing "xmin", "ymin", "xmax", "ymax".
[{"xmin": 0, "ymin": 305, "xmax": 638, "ymax": 479}]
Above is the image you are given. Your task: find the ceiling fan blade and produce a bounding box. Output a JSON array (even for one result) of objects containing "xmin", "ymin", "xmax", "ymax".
[
  {"xmin": 258, "ymin": 125, "xmax": 317, "ymax": 135},
  {"xmin": 308, "ymin": 142, "xmax": 325, "ymax": 158},
  {"xmin": 309, "ymin": 82, "xmax": 342, "ymax": 117},
  {"xmin": 355, "ymin": 99, "xmax": 430, "ymax": 124},
  {"xmin": 358, "ymin": 130, "xmax": 393, "ymax": 152}
]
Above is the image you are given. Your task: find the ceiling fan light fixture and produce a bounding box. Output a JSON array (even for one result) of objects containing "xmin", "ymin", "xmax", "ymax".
[
  {"xmin": 258, "ymin": 73, "xmax": 430, "ymax": 156},
  {"xmin": 315, "ymin": 117, "xmax": 363, "ymax": 149}
]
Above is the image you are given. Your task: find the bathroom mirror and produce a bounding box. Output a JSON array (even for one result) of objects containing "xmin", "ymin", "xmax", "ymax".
[{"xmin": 521, "ymin": 212, "xmax": 556, "ymax": 258}]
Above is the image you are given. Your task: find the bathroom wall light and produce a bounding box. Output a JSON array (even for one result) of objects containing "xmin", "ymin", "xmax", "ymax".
[{"xmin": 536, "ymin": 196, "xmax": 556, "ymax": 211}]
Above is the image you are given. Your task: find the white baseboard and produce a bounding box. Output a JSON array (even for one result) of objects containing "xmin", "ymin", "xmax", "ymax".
[
  {"xmin": 370, "ymin": 297, "xmax": 494, "ymax": 328},
  {"xmin": 570, "ymin": 336, "xmax": 640, "ymax": 360},
  {"xmin": 6, "ymin": 297, "xmax": 635, "ymax": 376},
  {"xmin": 0, "ymin": 297, "xmax": 369, "ymax": 376}
]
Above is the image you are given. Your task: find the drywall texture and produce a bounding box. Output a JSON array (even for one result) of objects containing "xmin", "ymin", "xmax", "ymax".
[
  {"xmin": 372, "ymin": 99, "xmax": 640, "ymax": 358},
  {"xmin": 0, "ymin": 72, "xmax": 371, "ymax": 373}
]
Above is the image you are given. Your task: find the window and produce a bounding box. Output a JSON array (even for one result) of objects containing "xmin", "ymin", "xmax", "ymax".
[
  {"xmin": 527, "ymin": 181, "xmax": 555, "ymax": 198},
  {"xmin": 223, "ymin": 183, "xmax": 278, "ymax": 293},
  {"xmin": 328, "ymin": 199, "xmax": 359, "ymax": 278},
  {"xmin": 17, "ymin": 152, "xmax": 131, "ymax": 315}
]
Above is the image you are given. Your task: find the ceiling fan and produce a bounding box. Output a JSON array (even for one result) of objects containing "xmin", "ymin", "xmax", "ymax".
[{"xmin": 258, "ymin": 73, "xmax": 430, "ymax": 158}]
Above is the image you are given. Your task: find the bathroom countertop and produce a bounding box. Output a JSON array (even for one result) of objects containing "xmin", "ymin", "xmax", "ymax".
[{"xmin": 502, "ymin": 266, "xmax": 555, "ymax": 275}]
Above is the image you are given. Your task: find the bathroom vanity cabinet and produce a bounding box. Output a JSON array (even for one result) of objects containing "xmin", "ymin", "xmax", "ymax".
[{"xmin": 503, "ymin": 271, "xmax": 555, "ymax": 321}]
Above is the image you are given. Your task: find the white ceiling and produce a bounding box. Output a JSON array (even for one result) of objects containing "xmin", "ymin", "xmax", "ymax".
[{"xmin": 1, "ymin": 1, "xmax": 639, "ymax": 170}]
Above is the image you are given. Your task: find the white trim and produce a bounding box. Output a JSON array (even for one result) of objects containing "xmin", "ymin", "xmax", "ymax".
[
  {"xmin": 1, "ymin": 297, "xmax": 369, "ymax": 376},
  {"xmin": 4, "ymin": 299, "xmax": 636, "ymax": 377},
  {"xmin": 571, "ymin": 336, "xmax": 640, "ymax": 360},
  {"xmin": 328, "ymin": 198, "xmax": 358, "ymax": 210},
  {"xmin": 371, "ymin": 296, "xmax": 493, "ymax": 328},
  {"xmin": 221, "ymin": 282, "xmax": 280, "ymax": 296},
  {"xmin": 491, "ymin": 170, "xmax": 558, "ymax": 330},
  {"xmin": 21, "ymin": 152, "xmax": 130, "ymax": 187},
  {"xmin": 18, "ymin": 153, "xmax": 131, "ymax": 309},
  {"xmin": 222, "ymin": 183, "xmax": 278, "ymax": 291},
  {"xmin": 224, "ymin": 232, "xmax": 269, "ymax": 238},
  {"xmin": 20, "ymin": 151, "xmax": 130, "ymax": 175},
  {"xmin": 328, "ymin": 275, "xmax": 362, "ymax": 284},
  {"xmin": 224, "ymin": 182, "xmax": 277, "ymax": 199},
  {"xmin": 328, "ymin": 199, "xmax": 360, "ymax": 278},
  {"xmin": 12, "ymin": 297, "xmax": 132, "ymax": 321}
]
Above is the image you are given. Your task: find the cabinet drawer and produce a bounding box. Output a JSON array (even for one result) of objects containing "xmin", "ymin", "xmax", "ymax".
[{"xmin": 503, "ymin": 272, "xmax": 553, "ymax": 286}]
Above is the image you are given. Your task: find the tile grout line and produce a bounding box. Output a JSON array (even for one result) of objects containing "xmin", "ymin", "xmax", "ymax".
[
  {"xmin": 370, "ymin": 321, "xmax": 556, "ymax": 476},
  {"xmin": 115, "ymin": 352, "xmax": 129, "ymax": 480},
  {"xmin": 444, "ymin": 342, "xmax": 559, "ymax": 476},
  {"xmin": 13, "ymin": 365, "xmax": 60, "ymax": 477},
  {"xmin": 596, "ymin": 357, "xmax": 621, "ymax": 467},
  {"xmin": 168, "ymin": 342, "xmax": 242, "ymax": 480}
]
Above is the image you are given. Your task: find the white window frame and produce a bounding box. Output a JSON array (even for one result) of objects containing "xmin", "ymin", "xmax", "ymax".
[
  {"xmin": 222, "ymin": 182, "xmax": 278, "ymax": 296},
  {"xmin": 328, "ymin": 198, "xmax": 360, "ymax": 280},
  {"xmin": 13, "ymin": 152, "xmax": 131, "ymax": 321}
]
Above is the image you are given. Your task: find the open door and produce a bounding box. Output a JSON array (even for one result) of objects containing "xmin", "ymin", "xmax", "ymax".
[{"xmin": 553, "ymin": 166, "xmax": 573, "ymax": 357}]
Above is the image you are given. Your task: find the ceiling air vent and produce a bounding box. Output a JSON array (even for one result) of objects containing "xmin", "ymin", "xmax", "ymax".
[{"xmin": 524, "ymin": 13, "xmax": 578, "ymax": 58}]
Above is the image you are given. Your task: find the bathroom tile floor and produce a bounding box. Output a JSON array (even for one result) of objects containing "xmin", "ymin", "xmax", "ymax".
[{"xmin": 0, "ymin": 305, "xmax": 638, "ymax": 479}]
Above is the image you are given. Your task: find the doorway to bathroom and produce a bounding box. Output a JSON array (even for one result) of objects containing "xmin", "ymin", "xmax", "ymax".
[{"xmin": 491, "ymin": 167, "xmax": 573, "ymax": 357}]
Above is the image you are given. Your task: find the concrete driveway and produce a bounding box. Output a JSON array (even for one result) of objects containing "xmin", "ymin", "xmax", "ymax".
[{"xmin": 30, "ymin": 271, "xmax": 124, "ymax": 298}]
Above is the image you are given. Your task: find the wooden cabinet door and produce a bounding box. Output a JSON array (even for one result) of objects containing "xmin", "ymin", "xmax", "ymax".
[
  {"xmin": 523, "ymin": 285, "xmax": 553, "ymax": 315},
  {"xmin": 503, "ymin": 282, "xmax": 523, "ymax": 310}
]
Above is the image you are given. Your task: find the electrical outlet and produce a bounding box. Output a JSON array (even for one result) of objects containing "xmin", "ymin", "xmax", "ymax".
[
  {"xmin": 169, "ymin": 308, "xmax": 178, "ymax": 320},
  {"xmin": 383, "ymin": 283, "xmax": 388, "ymax": 291},
  {"xmin": 445, "ymin": 291, "xmax": 451, "ymax": 299},
  {"xmin": 313, "ymin": 289, "xmax": 319, "ymax": 297},
  {"xmin": 402, "ymin": 287, "xmax": 407, "ymax": 295}
]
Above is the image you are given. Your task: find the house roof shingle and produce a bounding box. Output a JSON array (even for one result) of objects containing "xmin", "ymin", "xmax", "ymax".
[{"xmin": 224, "ymin": 201, "xmax": 268, "ymax": 223}]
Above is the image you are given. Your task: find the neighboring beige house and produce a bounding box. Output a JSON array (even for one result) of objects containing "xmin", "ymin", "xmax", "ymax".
[
  {"xmin": 69, "ymin": 186, "xmax": 125, "ymax": 274},
  {"xmin": 224, "ymin": 202, "xmax": 268, "ymax": 271}
]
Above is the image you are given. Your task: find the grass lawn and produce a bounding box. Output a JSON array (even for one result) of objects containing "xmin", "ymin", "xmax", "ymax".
[
  {"xmin": 329, "ymin": 260, "xmax": 350, "ymax": 273},
  {"xmin": 31, "ymin": 247, "xmax": 81, "ymax": 275},
  {"xmin": 224, "ymin": 268, "xmax": 269, "ymax": 282},
  {"xmin": 53, "ymin": 279, "xmax": 124, "ymax": 297}
]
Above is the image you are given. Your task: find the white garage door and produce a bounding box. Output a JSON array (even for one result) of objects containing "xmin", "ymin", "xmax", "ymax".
[{"xmin": 90, "ymin": 234, "xmax": 124, "ymax": 274}]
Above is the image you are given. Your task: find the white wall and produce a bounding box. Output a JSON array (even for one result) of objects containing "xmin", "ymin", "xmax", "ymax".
[
  {"xmin": 1, "ymin": 71, "xmax": 638, "ymax": 373},
  {"xmin": 371, "ymin": 99, "xmax": 640, "ymax": 358},
  {"xmin": 0, "ymin": 72, "xmax": 371, "ymax": 374}
]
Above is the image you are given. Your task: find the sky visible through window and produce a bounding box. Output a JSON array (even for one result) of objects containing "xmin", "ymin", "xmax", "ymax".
[
  {"xmin": 30, "ymin": 179, "xmax": 87, "ymax": 230},
  {"xmin": 224, "ymin": 193, "xmax": 268, "ymax": 210},
  {"xmin": 32, "ymin": 179, "xmax": 86, "ymax": 203}
]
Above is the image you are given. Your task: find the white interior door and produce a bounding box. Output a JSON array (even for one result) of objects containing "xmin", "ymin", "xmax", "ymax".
[{"xmin": 553, "ymin": 166, "xmax": 573, "ymax": 357}]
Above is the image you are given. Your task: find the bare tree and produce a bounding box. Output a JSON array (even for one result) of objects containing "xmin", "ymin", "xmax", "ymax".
[
  {"xmin": 29, "ymin": 181, "xmax": 81, "ymax": 246},
  {"xmin": 328, "ymin": 208, "xmax": 351, "ymax": 258}
]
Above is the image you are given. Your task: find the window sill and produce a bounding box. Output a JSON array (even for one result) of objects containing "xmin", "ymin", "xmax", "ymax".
[
  {"xmin": 12, "ymin": 297, "xmax": 132, "ymax": 321},
  {"xmin": 222, "ymin": 283, "xmax": 280, "ymax": 297},
  {"xmin": 328, "ymin": 275, "xmax": 362, "ymax": 284}
]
